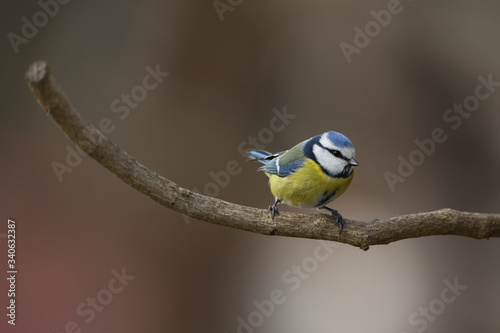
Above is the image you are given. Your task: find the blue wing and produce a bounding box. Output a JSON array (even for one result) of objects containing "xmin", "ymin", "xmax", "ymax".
[
  {"xmin": 261, "ymin": 159, "xmax": 304, "ymax": 177},
  {"xmin": 247, "ymin": 142, "xmax": 306, "ymax": 177}
]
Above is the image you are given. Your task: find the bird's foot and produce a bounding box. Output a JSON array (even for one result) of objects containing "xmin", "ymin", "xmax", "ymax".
[
  {"xmin": 269, "ymin": 198, "xmax": 282, "ymax": 220},
  {"xmin": 269, "ymin": 205, "xmax": 279, "ymax": 220},
  {"xmin": 321, "ymin": 207, "xmax": 344, "ymax": 234}
]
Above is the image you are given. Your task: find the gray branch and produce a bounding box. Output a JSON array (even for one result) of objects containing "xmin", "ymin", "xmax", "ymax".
[{"xmin": 26, "ymin": 61, "xmax": 500, "ymax": 250}]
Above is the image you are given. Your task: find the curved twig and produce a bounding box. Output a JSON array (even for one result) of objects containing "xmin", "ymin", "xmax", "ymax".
[{"xmin": 25, "ymin": 61, "xmax": 500, "ymax": 250}]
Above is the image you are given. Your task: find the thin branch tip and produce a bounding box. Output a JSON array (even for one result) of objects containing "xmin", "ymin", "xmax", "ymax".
[{"xmin": 26, "ymin": 60, "xmax": 49, "ymax": 83}]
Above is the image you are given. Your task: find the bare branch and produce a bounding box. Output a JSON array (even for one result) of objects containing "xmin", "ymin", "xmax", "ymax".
[{"xmin": 25, "ymin": 61, "xmax": 500, "ymax": 250}]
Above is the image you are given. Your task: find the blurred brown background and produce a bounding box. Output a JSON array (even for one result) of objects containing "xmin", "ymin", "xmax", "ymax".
[{"xmin": 1, "ymin": 1, "xmax": 499, "ymax": 332}]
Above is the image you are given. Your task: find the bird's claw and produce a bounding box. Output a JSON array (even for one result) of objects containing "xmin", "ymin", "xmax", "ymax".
[
  {"xmin": 321, "ymin": 207, "xmax": 344, "ymax": 234},
  {"xmin": 269, "ymin": 205, "xmax": 279, "ymax": 220},
  {"xmin": 268, "ymin": 198, "xmax": 282, "ymax": 220}
]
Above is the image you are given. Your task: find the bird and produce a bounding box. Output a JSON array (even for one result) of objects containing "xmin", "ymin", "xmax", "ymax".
[{"xmin": 247, "ymin": 131, "xmax": 358, "ymax": 233}]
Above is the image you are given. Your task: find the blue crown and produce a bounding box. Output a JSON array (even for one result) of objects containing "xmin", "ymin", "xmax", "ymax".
[{"xmin": 326, "ymin": 131, "xmax": 353, "ymax": 148}]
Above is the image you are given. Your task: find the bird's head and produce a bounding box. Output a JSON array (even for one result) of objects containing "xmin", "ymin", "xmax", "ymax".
[{"xmin": 305, "ymin": 131, "xmax": 358, "ymax": 178}]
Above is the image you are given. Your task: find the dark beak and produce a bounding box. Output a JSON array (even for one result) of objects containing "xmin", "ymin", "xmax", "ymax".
[{"xmin": 349, "ymin": 158, "xmax": 359, "ymax": 166}]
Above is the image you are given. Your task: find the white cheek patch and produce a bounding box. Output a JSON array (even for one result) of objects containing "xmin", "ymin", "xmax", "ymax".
[{"xmin": 312, "ymin": 145, "xmax": 345, "ymax": 176}]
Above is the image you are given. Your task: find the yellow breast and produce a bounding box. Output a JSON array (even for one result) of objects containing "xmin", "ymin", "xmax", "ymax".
[{"xmin": 266, "ymin": 158, "xmax": 354, "ymax": 208}]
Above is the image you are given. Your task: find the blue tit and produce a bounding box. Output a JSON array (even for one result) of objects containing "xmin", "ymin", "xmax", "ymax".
[{"xmin": 247, "ymin": 131, "xmax": 358, "ymax": 233}]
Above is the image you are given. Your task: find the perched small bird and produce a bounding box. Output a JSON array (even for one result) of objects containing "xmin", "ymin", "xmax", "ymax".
[{"xmin": 247, "ymin": 131, "xmax": 358, "ymax": 233}]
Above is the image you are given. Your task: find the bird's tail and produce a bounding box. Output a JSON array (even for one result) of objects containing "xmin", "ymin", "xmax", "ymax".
[{"xmin": 246, "ymin": 150, "xmax": 274, "ymax": 164}]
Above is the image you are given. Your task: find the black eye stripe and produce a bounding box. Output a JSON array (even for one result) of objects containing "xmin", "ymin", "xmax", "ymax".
[
  {"xmin": 326, "ymin": 148, "xmax": 341, "ymax": 156},
  {"xmin": 315, "ymin": 142, "xmax": 351, "ymax": 162},
  {"xmin": 326, "ymin": 148, "xmax": 350, "ymax": 161}
]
